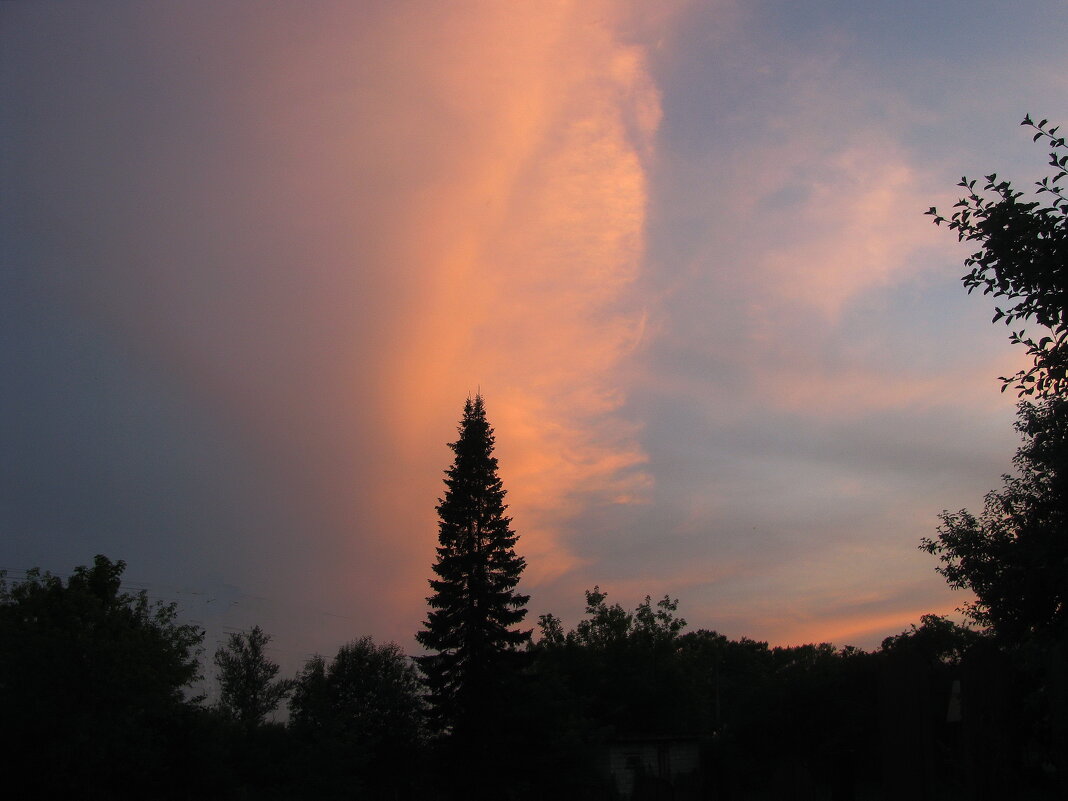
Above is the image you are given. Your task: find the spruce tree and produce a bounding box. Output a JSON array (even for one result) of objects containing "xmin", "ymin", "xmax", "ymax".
[{"xmin": 416, "ymin": 394, "xmax": 530, "ymax": 737}]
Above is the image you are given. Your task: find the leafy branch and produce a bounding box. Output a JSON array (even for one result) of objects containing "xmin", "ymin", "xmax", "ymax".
[{"xmin": 926, "ymin": 116, "xmax": 1068, "ymax": 397}]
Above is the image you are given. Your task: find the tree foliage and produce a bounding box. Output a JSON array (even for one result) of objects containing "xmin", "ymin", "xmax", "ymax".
[
  {"xmin": 539, "ymin": 586, "xmax": 686, "ymax": 651},
  {"xmin": 923, "ymin": 399, "xmax": 1068, "ymax": 643},
  {"xmin": 214, "ymin": 624, "xmax": 293, "ymax": 729},
  {"xmin": 533, "ymin": 590, "xmax": 890, "ymax": 797},
  {"xmin": 536, "ymin": 587, "xmax": 690, "ymax": 736},
  {"xmin": 289, "ymin": 636, "xmax": 426, "ymax": 797},
  {"xmin": 927, "ymin": 115, "xmax": 1068, "ymax": 397},
  {"xmin": 924, "ymin": 117, "xmax": 1068, "ymax": 646},
  {"xmin": 0, "ymin": 555, "xmax": 203, "ymax": 793},
  {"xmin": 879, "ymin": 613, "xmax": 981, "ymax": 665},
  {"xmin": 416, "ymin": 395, "xmax": 530, "ymax": 734},
  {"xmin": 925, "ymin": 117, "xmax": 1068, "ymax": 792},
  {"xmin": 0, "ymin": 555, "xmax": 202, "ymax": 712},
  {"xmin": 290, "ymin": 636, "xmax": 424, "ymax": 743}
]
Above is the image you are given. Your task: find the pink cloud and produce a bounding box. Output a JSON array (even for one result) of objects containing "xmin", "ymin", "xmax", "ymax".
[
  {"xmin": 14, "ymin": 1, "xmax": 687, "ymax": 649},
  {"xmin": 377, "ymin": 2, "xmax": 677, "ymax": 592}
]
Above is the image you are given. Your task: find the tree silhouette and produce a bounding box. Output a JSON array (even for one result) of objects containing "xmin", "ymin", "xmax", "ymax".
[
  {"xmin": 0, "ymin": 556, "xmax": 203, "ymax": 794},
  {"xmin": 214, "ymin": 625, "xmax": 293, "ymax": 730},
  {"xmin": 927, "ymin": 115, "xmax": 1068, "ymax": 398},
  {"xmin": 926, "ymin": 116, "xmax": 1068, "ymax": 792},
  {"xmin": 289, "ymin": 636, "xmax": 426, "ymax": 797},
  {"xmin": 925, "ymin": 402, "xmax": 1068, "ymax": 644},
  {"xmin": 536, "ymin": 587, "xmax": 690, "ymax": 736},
  {"xmin": 416, "ymin": 395, "xmax": 530, "ymax": 739},
  {"xmin": 924, "ymin": 117, "xmax": 1068, "ymax": 645}
]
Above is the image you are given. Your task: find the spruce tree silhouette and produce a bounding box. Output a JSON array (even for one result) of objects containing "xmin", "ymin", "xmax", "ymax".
[{"xmin": 416, "ymin": 395, "xmax": 530, "ymax": 787}]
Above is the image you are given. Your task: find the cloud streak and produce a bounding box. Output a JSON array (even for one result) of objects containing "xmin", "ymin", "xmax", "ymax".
[{"xmin": 382, "ymin": 2, "xmax": 665, "ymax": 590}]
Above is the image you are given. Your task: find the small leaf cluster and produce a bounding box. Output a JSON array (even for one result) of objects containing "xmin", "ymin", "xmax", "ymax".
[{"xmin": 927, "ymin": 115, "xmax": 1068, "ymax": 397}]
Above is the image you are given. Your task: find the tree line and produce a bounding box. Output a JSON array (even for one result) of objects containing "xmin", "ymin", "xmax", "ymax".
[
  {"xmin": 2, "ymin": 116, "xmax": 1066, "ymax": 799},
  {"xmin": 0, "ymin": 552, "xmax": 989, "ymax": 799}
]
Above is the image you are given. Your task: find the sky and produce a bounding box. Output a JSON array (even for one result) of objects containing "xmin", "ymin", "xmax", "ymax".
[{"xmin": 3, "ymin": 0, "xmax": 1067, "ymax": 686}]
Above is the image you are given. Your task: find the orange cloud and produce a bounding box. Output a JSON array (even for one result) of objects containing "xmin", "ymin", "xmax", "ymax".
[
  {"xmin": 372, "ymin": 2, "xmax": 672, "ymax": 590},
  {"xmin": 38, "ymin": 2, "xmax": 679, "ymax": 644},
  {"xmin": 680, "ymin": 575, "xmax": 972, "ymax": 650},
  {"xmin": 785, "ymin": 603, "xmax": 969, "ymax": 649}
]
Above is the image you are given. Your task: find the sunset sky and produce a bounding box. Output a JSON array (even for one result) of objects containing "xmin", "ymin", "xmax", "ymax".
[{"xmin": 3, "ymin": 0, "xmax": 1066, "ymax": 684}]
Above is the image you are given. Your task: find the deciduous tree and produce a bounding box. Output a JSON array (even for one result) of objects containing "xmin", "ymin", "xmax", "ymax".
[
  {"xmin": 536, "ymin": 587, "xmax": 689, "ymax": 735},
  {"xmin": 927, "ymin": 115, "xmax": 1068, "ymax": 398},
  {"xmin": 0, "ymin": 555, "xmax": 203, "ymax": 793},
  {"xmin": 924, "ymin": 116, "xmax": 1068, "ymax": 644},
  {"xmin": 214, "ymin": 624, "xmax": 293, "ymax": 729},
  {"xmin": 288, "ymin": 636, "xmax": 426, "ymax": 796},
  {"xmin": 926, "ymin": 117, "xmax": 1068, "ymax": 790}
]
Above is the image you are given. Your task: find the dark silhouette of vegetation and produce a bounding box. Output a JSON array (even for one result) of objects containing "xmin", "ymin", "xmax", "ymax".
[
  {"xmin": 925, "ymin": 115, "xmax": 1068, "ymax": 797},
  {"xmin": 537, "ymin": 587, "xmax": 691, "ymax": 736},
  {"xmin": 880, "ymin": 613, "xmax": 982, "ymax": 664},
  {"xmin": 415, "ymin": 395, "xmax": 531, "ymax": 795},
  {"xmin": 0, "ymin": 555, "xmax": 204, "ymax": 797},
  {"xmin": 925, "ymin": 119, "xmax": 1068, "ymax": 644},
  {"xmin": 215, "ymin": 624, "xmax": 294, "ymax": 730},
  {"xmin": 288, "ymin": 636, "xmax": 427, "ymax": 798},
  {"xmin": 925, "ymin": 401, "xmax": 1068, "ymax": 644},
  {"xmin": 0, "ymin": 558, "xmax": 1041, "ymax": 799},
  {"xmin": 532, "ymin": 589, "xmax": 894, "ymax": 799},
  {"xmin": 927, "ymin": 115, "xmax": 1068, "ymax": 399}
]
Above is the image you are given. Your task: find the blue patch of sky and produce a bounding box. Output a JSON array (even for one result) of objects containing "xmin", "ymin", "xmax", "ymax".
[{"xmin": 653, "ymin": 0, "xmax": 1068, "ymax": 171}]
